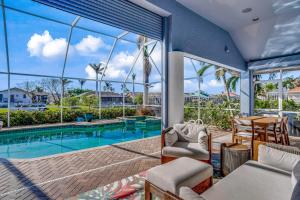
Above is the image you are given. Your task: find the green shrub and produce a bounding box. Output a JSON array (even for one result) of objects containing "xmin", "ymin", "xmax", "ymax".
[
  {"xmin": 184, "ymin": 101, "xmax": 239, "ymax": 130},
  {"xmin": 0, "ymin": 107, "xmax": 136, "ymax": 127}
]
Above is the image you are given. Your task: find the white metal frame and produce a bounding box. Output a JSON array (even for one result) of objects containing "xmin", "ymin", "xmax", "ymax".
[
  {"xmin": 183, "ymin": 55, "xmax": 241, "ymax": 119},
  {"xmin": 0, "ymin": 1, "xmax": 163, "ymax": 127},
  {"xmin": 253, "ymin": 67, "xmax": 300, "ymax": 116}
]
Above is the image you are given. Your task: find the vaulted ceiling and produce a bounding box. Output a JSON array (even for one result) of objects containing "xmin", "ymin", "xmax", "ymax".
[{"xmin": 176, "ymin": 0, "xmax": 300, "ymax": 62}]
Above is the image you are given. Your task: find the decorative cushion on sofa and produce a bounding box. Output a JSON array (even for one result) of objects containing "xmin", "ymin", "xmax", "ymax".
[
  {"xmin": 179, "ymin": 187, "xmax": 206, "ymax": 200},
  {"xmin": 162, "ymin": 142, "xmax": 209, "ymax": 160},
  {"xmin": 174, "ymin": 124, "xmax": 190, "ymax": 142},
  {"xmin": 292, "ymin": 161, "xmax": 300, "ymax": 189},
  {"xmin": 258, "ymin": 145, "xmax": 300, "ymax": 172},
  {"xmin": 266, "ymin": 143, "xmax": 300, "ymax": 154},
  {"xmin": 188, "ymin": 124, "xmax": 208, "ymax": 149},
  {"xmin": 164, "ymin": 129, "xmax": 178, "ymax": 146},
  {"xmin": 174, "ymin": 123, "xmax": 208, "ymax": 145}
]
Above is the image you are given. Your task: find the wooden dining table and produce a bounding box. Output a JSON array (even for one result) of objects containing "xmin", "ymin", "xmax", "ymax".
[{"xmin": 239, "ymin": 116, "xmax": 281, "ymax": 142}]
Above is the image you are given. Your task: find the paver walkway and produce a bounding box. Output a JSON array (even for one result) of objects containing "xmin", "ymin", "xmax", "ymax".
[{"xmin": 0, "ymin": 127, "xmax": 231, "ymax": 200}]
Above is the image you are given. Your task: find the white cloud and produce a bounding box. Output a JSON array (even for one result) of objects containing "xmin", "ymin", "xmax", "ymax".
[
  {"xmin": 208, "ymin": 79, "xmax": 223, "ymax": 87},
  {"xmin": 184, "ymin": 80, "xmax": 198, "ymax": 92},
  {"xmin": 27, "ymin": 31, "xmax": 111, "ymax": 59},
  {"xmin": 150, "ymin": 83, "xmax": 161, "ymax": 92},
  {"xmin": 27, "ymin": 30, "xmax": 67, "ymax": 58},
  {"xmin": 85, "ymin": 65, "xmax": 97, "ymax": 79},
  {"xmin": 85, "ymin": 51, "xmax": 134, "ymax": 80},
  {"xmin": 75, "ymin": 35, "xmax": 107, "ymax": 54}
]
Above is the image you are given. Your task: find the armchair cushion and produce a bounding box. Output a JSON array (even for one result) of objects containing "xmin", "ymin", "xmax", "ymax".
[
  {"xmin": 174, "ymin": 123, "xmax": 208, "ymax": 146},
  {"xmin": 179, "ymin": 187, "xmax": 206, "ymax": 200},
  {"xmin": 162, "ymin": 142, "xmax": 209, "ymax": 160},
  {"xmin": 164, "ymin": 129, "xmax": 178, "ymax": 146},
  {"xmin": 258, "ymin": 145, "xmax": 300, "ymax": 172}
]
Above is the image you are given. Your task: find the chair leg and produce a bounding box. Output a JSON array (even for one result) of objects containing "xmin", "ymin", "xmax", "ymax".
[
  {"xmin": 274, "ymin": 130, "xmax": 278, "ymax": 144},
  {"xmin": 145, "ymin": 180, "xmax": 152, "ymax": 200}
]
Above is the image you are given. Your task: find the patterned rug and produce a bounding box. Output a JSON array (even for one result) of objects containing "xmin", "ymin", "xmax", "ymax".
[{"xmin": 71, "ymin": 153, "xmax": 221, "ymax": 200}]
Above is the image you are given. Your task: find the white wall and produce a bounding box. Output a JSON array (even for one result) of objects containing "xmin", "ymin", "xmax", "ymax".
[
  {"xmin": 0, "ymin": 90, "xmax": 32, "ymax": 104},
  {"xmin": 168, "ymin": 51, "xmax": 184, "ymax": 126}
]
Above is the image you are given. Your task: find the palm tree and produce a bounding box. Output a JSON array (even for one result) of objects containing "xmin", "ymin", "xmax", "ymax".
[
  {"xmin": 62, "ymin": 78, "xmax": 72, "ymax": 97},
  {"xmin": 131, "ymin": 73, "xmax": 136, "ymax": 104},
  {"xmin": 198, "ymin": 63, "xmax": 240, "ymax": 116},
  {"xmin": 137, "ymin": 36, "xmax": 152, "ymax": 107},
  {"xmin": 103, "ymin": 81, "xmax": 114, "ymax": 92},
  {"xmin": 78, "ymin": 79, "xmax": 86, "ymax": 90},
  {"xmin": 283, "ymin": 77, "xmax": 295, "ymax": 90},
  {"xmin": 198, "ymin": 64, "xmax": 237, "ymax": 103},
  {"xmin": 89, "ymin": 63, "xmax": 105, "ymax": 96}
]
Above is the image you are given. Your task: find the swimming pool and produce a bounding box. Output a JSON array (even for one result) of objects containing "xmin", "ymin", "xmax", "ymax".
[{"xmin": 0, "ymin": 122, "xmax": 161, "ymax": 159}]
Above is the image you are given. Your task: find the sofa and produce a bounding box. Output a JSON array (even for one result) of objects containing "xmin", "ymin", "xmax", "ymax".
[
  {"xmin": 161, "ymin": 123, "xmax": 211, "ymax": 164},
  {"xmin": 174, "ymin": 141, "xmax": 300, "ymax": 200}
]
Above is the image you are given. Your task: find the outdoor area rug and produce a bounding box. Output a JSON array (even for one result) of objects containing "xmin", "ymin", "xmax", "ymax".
[{"xmin": 69, "ymin": 153, "xmax": 221, "ymax": 200}]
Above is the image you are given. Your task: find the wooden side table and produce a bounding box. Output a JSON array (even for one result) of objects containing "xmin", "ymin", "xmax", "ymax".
[{"xmin": 221, "ymin": 143, "xmax": 251, "ymax": 176}]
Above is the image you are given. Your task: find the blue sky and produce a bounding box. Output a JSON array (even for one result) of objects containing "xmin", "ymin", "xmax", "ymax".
[{"xmin": 0, "ymin": 0, "xmax": 239, "ymax": 95}]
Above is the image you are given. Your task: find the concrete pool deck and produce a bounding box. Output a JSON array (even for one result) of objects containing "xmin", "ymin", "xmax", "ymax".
[{"xmin": 0, "ymin": 127, "xmax": 231, "ymax": 200}]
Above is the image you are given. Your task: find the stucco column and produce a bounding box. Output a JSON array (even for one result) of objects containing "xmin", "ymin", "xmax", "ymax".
[
  {"xmin": 240, "ymin": 70, "xmax": 253, "ymax": 116},
  {"xmin": 168, "ymin": 51, "xmax": 184, "ymax": 126}
]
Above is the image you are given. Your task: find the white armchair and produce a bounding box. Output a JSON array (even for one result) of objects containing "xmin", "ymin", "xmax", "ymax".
[{"xmin": 161, "ymin": 121, "xmax": 211, "ymax": 164}]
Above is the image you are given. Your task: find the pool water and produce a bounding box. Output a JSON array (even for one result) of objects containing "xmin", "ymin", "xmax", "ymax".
[{"xmin": 0, "ymin": 122, "xmax": 161, "ymax": 159}]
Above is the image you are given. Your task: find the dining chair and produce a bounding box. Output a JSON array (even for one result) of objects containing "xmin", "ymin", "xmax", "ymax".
[
  {"xmin": 232, "ymin": 118, "xmax": 259, "ymax": 145},
  {"xmin": 280, "ymin": 116, "xmax": 290, "ymax": 145}
]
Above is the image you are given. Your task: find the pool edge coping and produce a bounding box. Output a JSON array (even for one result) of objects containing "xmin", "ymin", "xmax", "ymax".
[{"xmin": 4, "ymin": 135, "xmax": 161, "ymax": 162}]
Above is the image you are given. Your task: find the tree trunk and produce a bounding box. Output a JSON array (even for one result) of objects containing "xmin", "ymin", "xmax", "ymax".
[
  {"xmin": 132, "ymin": 81, "xmax": 135, "ymax": 104},
  {"xmin": 222, "ymin": 75, "xmax": 233, "ymax": 116},
  {"xmin": 95, "ymin": 73, "xmax": 99, "ymax": 97}
]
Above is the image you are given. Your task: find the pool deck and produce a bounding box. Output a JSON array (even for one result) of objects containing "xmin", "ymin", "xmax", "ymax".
[{"xmin": 0, "ymin": 126, "xmax": 231, "ymax": 200}]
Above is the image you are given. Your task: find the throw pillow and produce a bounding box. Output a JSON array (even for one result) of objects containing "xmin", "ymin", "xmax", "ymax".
[
  {"xmin": 258, "ymin": 145, "xmax": 300, "ymax": 172},
  {"xmin": 164, "ymin": 129, "xmax": 178, "ymax": 146},
  {"xmin": 174, "ymin": 124, "xmax": 189, "ymax": 142}
]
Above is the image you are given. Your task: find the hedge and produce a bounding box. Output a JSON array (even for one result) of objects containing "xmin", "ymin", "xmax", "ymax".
[{"xmin": 0, "ymin": 107, "xmax": 136, "ymax": 127}]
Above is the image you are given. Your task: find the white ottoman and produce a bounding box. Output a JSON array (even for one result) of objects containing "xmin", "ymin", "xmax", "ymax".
[{"xmin": 145, "ymin": 157, "xmax": 213, "ymax": 199}]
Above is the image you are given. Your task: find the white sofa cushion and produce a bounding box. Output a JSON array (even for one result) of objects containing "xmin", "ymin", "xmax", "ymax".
[
  {"xmin": 292, "ymin": 161, "xmax": 300, "ymax": 189},
  {"xmin": 258, "ymin": 145, "xmax": 300, "ymax": 172},
  {"xmin": 164, "ymin": 129, "xmax": 178, "ymax": 146},
  {"xmin": 162, "ymin": 142, "xmax": 209, "ymax": 160},
  {"xmin": 179, "ymin": 187, "xmax": 206, "ymax": 200},
  {"xmin": 202, "ymin": 160, "xmax": 293, "ymax": 200},
  {"xmin": 146, "ymin": 157, "xmax": 213, "ymax": 195}
]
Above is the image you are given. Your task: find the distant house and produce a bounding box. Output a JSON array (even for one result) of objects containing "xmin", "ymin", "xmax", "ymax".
[
  {"xmin": 79, "ymin": 91, "xmax": 123, "ymax": 106},
  {"xmin": 288, "ymin": 87, "xmax": 300, "ymax": 103},
  {"xmin": 0, "ymin": 87, "xmax": 49, "ymax": 106},
  {"xmin": 264, "ymin": 88, "xmax": 300, "ymax": 103},
  {"xmin": 185, "ymin": 91, "xmax": 210, "ymax": 104}
]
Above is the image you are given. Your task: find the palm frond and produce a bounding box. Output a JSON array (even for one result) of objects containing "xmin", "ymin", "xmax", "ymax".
[
  {"xmin": 227, "ymin": 76, "xmax": 239, "ymax": 92},
  {"xmin": 197, "ymin": 64, "xmax": 212, "ymax": 76}
]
